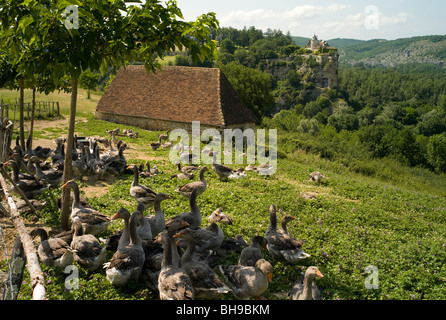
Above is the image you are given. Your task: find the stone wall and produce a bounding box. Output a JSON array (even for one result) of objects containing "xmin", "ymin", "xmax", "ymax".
[{"xmin": 95, "ymin": 111, "xmax": 255, "ymax": 134}]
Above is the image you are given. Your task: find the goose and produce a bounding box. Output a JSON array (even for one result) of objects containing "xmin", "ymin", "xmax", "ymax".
[
  {"xmin": 141, "ymin": 219, "xmax": 190, "ymax": 292},
  {"xmin": 70, "ymin": 220, "xmax": 107, "ymax": 271},
  {"xmin": 127, "ymin": 164, "xmax": 157, "ymax": 209},
  {"xmin": 150, "ymin": 137, "xmax": 162, "ymax": 151},
  {"xmin": 238, "ymin": 236, "xmax": 268, "ymax": 267},
  {"xmin": 146, "ymin": 193, "xmax": 170, "ymax": 237},
  {"xmin": 161, "ymin": 141, "xmax": 173, "ymax": 149},
  {"xmin": 176, "ymin": 162, "xmax": 199, "ymax": 174},
  {"xmin": 4, "ymin": 160, "xmax": 48, "ymax": 199},
  {"xmin": 138, "ymin": 162, "xmax": 153, "ymax": 178},
  {"xmin": 177, "ymin": 222, "xmax": 224, "ymax": 254},
  {"xmin": 72, "ymin": 154, "xmax": 88, "ymax": 179},
  {"xmin": 155, "ymin": 231, "xmax": 195, "ymax": 300},
  {"xmin": 51, "ymin": 142, "xmax": 65, "ymax": 170},
  {"xmin": 135, "ymin": 203, "xmax": 153, "ymax": 241},
  {"xmin": 105, "ymin": 144, "xmax": 127, "ymax": 175},
  {"xmin": 211, "ymin": 152, "xmax": 234, "ymax": 180},
  {"xmin": 62, "ymin": 180, "xmax": 111, "ymax": 236},
  {"xmin": 174, "ymin": 166, "xmax": 208, "ymax": 200},
  {"xmin": 88, "ymin": 144, "xmax": 107, "ymax": 178},
  {"xmin": 289, "ymin": 266, "xmax": 324, "ymax": 300},
  {"xmin": 173, "ymin": 228, "xmax": 232, "ymax": 299},
  {"xmin": 166, "ymin": 187, "xmax": 202, "ymax": 229},
  {"xmin": 218, "ymin": 234, "xmax": 247, "ymax": 257},
  {"xmin": 170, "ymin": 171, "xmax": 194, "ymax": 180},
  {"xmin": 219, "ymin": 258, "xmax": 273, "ymax": 300},
  {"xmin": 147, "ymin": 161, "xmax": 159, "ymax": 176},
  {"xmin": 278, "ymin": 213, "xmax": 296, "ymax": 235},
  {"xmin": 257, "ymin": 163, "xmax": 275, "ymax": 176},
  {"xmin": 104, "ymin": 211, "xmax": 146, "ymax": 286},
  {"xmin": 309, "ymin": 171, "xmax": 328, "ymax": 183},
  {"xmin": 10, "ymin": 152, "xmax": 33, "ymax": 177},
  {"xmin": 127, "ymin": 131, "xmax": 139, "ymax": 139},
  {"xmin": 110, "ymin": 205, "xmax": 153, "ymax": 251},
  {"xmin": 208, "ymin": 208, "xmax": 233, "ymax": 225},
  {"xmin": 264, "ymin": 205, "xmax": 310, "ymax": 264},
  {"xmin": 110, "ymin": 207, "xmax": 132, "ymax": 252},
  {"xmin": 30, "ymin": 156, "xmax": 63, "ymax": 187},
  {"xmin": 158, "ymin": 132, "xmax": 169, "ymax": 141},
  {"xmin": 30, "ymin": 228, "xmax": 74, "ymax": 268},
  {"xmin": 26, "ymin": 134, "xmax": 53, "ymax": 161}
]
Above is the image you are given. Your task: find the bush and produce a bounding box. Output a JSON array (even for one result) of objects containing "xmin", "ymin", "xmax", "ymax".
[{"xmin": 426, "ymin": 133, "xmax": 446, "ymax": 173}]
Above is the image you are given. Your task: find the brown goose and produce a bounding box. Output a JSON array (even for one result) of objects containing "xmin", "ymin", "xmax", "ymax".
[
  {"xmin": 141, "ymin": 219, "xmax": 190, "ymax": 292},
  {"xmin": 110, "ymin": 207, "xmax": 132, "ymax": 252},
  {"xmin": 70, "ymin": 220, "xmax": 107, "ymax": 271},
  {"xmin": 289, "ymin": 266, "xmax": 324, "ymax": 300},
  {"xmin": 146, "ymin": 193, "xmax": 170, "ymax": 237},
  {"xmin": 176, "ymin": 222, "xmax": 224, "ymax": 254},
  {"xmin": 127, "ymin": 164, "xmax": 157, "ymax": 209},
  {"xmin": 155, "ymin": 231, "xmax": 195, "ymax": 300},
  {"xmin": 265, "ymin": 205, "xmax": 310, "ymax": 263},
  {"xmin": 150, "ymin": 137, "xmax": 162, "ymax": 151},
  {"xmin": 170, "ymin": 171, "xmax": 194, "ymax": 180},
  {"xmin": 62, "ymin": 180, "xmax": 111, "ymax": 236},
  {"xmin": 219, "ymin": 258, "xmax": 273, "ymax": 300},
  {"xmin": 166, "ymin": 187, "xmax": 202, "ymax": 229},
  {"xmin": 176, "ymin": 162, "xmax": 199, "ymax": 174},
  {"xmin": 278, "ymin": 213, "xmax": 296, "ymax": 235},
  {"xmin": 211, "ymin": 152, "xmax": 234, "ymax": 180},
  {"xmin": 30, "ymin": 228, "xmax": 74, "ymax": 268},
  {"xmin": 208, "ymin": 208, "xmax": 233, "ymax": 225},
  {"xmin": 174, "ymin": 166, "xmax": 208, "ymax": 200},
  {"xmin": 104, "ymin": 211, "xmax": 146, "ymax": 286},
  {"xmin": 238, "ymin": 235, "xmax": 268, "ymax": 267},
  {"xmin": 173, "ymin": 228, "xmax": 232, "ymax": 299}
]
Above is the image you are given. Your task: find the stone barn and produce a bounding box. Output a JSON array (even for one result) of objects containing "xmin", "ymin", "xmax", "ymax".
[{"xmin": 95, "ymin": 65, "xmax": 258, "ymax": 132}]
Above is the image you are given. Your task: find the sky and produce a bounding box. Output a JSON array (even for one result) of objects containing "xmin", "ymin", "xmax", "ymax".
[{"xmin": 174, "ymin": 0, "xmax": 446, "ymax": 41}]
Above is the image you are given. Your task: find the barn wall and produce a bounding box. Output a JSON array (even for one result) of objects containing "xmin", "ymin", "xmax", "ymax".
[{"xmin": 95, "ymin": 111, "xmax": 255, "ymax": 133}]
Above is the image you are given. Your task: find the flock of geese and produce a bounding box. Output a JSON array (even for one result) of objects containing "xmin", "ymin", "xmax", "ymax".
[{"xmin": 1, "ymin": 130, "xmax": 325, "ymax": 300}]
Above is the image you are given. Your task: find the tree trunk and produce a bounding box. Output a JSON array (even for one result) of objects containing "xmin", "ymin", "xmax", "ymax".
[
  {"xmin": 29, "ymin": 87, "xmax": 36, "ymax": 151},
  {"xmin": 60, "ymin": 76, "xmax": 78, "ymax": 230},
  {"xmin": 19, "ymin": 77, "xmax": 25, "ymax": 150},
  {"xmin": 0, "ymin": 167, "xmax": 46, "ymax": 300}
]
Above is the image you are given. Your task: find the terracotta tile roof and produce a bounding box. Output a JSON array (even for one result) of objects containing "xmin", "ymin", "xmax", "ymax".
[{"xmin": 96, "ymin": 65, "xmax": 258, "ymax": 127}]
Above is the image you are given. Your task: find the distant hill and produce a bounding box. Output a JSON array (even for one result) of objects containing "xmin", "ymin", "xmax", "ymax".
[
  {"xmin": 326, "ymin": 38, "xmax": 364, "ymax": 49},
  {"xmin": 291, "ymin": 36, "xmax": 310, "ymax": 47},
  {"xmin": 292, "ymin": 36, "xmax": 364, "ymax": 49},
  {"xmin": 292, "ymin": 35, "xmax": 446, "ymax": 67},
  {"xmin": 339, "ymin": 35, "xmax": 446, "ymax": 67}
]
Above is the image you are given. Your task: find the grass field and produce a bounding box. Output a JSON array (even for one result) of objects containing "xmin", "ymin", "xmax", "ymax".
[{"xmin": 1, "ymin": 87, "xmax": 445, "ymax": 300}]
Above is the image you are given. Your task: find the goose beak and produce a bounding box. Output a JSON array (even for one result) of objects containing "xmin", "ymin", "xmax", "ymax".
[
  {"xmin": 173, "ymin": 232, "xmax": 181, "ymax": 238},
  {"xmin": 316, "ymin": 270, "xmax": 324, "ymax": 279},
  {"xmin": 61, "ymin": 183, "xmax": 67, "ymax": 189},
  {"xmin": 267, "ymin": 273, "xmax": 273, "ymax": 282},
  {"xmin": 111, "ymin": 212, "xmax": 120, "ymax": 220}
]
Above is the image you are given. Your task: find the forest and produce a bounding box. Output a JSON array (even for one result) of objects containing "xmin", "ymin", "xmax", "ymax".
[{"xmin": 157, "ymin": 27, "xmax": 446, "ymax": 175}]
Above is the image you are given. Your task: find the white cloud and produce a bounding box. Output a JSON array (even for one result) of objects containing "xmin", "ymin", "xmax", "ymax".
[
  {"xmin": 220, "ymin": 4, "xmax": 349, "ymax": 30},
  {"xmin": 220, "ymin": 4, "xmax": 409, "ymax": 40}
]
